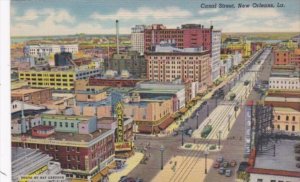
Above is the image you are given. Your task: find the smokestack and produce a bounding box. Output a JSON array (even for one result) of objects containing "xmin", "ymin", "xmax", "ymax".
[{"xmin": 116, "ymin": 20, "xmax": 119, "ymax": 55}]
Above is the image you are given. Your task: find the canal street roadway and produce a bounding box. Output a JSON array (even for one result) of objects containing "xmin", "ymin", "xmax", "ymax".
[{"xmin": 127, "ymin": 49, "xmax": 271, "ymax": 182}]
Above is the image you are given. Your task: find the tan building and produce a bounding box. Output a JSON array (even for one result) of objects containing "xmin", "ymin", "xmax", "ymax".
[
  {"xmin": 145, "ymin": 47, "xmax": 211, "ymax": 89},
  {"xmin": 273, "ymin": 107, "xmax": 300, "ymax": 133},
  {"xmin": 75, "ymin": 90, "xmax": 107, "ymax": 102},
  {"xmin": 11, "ymin": 88, "xmax": 52, "ymax": 105}
]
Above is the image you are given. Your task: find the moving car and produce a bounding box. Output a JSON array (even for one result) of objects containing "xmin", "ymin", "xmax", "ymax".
[
  {"xmin": 201, "ymin": 125, "xmax": 212, "ymax": 138},
  {"xmin": 218, "ymin": 167, "xmax": 225, "ymax": 175},
  {"xmin": 216, "ymin": 156, "xmax": 224, "ymax": 163},
  {"xmin": 213, "ymin": 162, "xmax": 220, "ymax": 168}
]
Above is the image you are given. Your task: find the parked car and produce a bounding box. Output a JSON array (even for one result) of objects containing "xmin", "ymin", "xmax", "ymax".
[
  {"xmin": 225, "ymin": 169, "xmax": 232, "ymax": 177},
  {"xmin": 135, "ymin": 178, "xmax": 143, "ymax": 182},
  {"xmin": 230, "ymin": 160, "xmax": 237, "ymax": 167},
  {"xmin": 216, "ymin": 156, "xmax": 224, "ymax": 163},
  {"xmin": 222, "ymin": 161, "xmax": 229, "ymax": 168},
  {"xmin": 218, "ymin": 167, "xmax": 225, "ymax": 175},
  {"xmin": 213, "ymin": 162, "xmax": 220, "ymax": 168}
]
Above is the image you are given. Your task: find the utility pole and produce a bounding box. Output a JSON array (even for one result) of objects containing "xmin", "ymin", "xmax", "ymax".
[
  {"xmin": 228, "ymin": 114, "xmax": 231, "ymax": 131},
  {"xmin": 181, "ymin": 127, "xmax": 184, "ymax": 146},
  {"xmin": 207, "ymin": 104, "xmax": 209, "ymax": 117},
  {"xmin": 218, "ymin": 130, "xmax": 222, "ymax": 149},
  {"xmin": 196, "ymin": 112, "xmax": 199, "ymax": 129},
  {"xmin": 160, "ymin": 145, "xmax": 165, "ymax": 170},
  {"xmin": 204, "ymin": 149, "xmax": 209, "ymax": 174}
]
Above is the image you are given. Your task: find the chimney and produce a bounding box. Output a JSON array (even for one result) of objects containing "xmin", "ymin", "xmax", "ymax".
[{"xmin": 116, "ymin": 20, "xmax": 119, "ymax": 55}]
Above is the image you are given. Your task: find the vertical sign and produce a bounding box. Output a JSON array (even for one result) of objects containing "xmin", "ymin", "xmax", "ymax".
[
  {"xmin": 116, "ymin": 102, "xmax": 124, "ymax": 143},
  {"xmin": 244, "ymin": 104, "xmax": 252, "ymax": 158},
  {"xmin": 111, "ymin": 91, "xmax": 122, "ymax": 116}
]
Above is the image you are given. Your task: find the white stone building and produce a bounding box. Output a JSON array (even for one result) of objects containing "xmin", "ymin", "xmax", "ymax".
[
  {"xmin": 211, "ymin": 30, "xmax": 221, "ymax": 81},
  {"xmin": 24, "ymin": 44, "xmax": 78, "ymax": 57},
  {"xmin": 131, "ymin": 25, "xmax": 146, "ymax": 55},
  {"xmin": 269, "ymin": 72, "xmax": 300, "ymax": 90}
]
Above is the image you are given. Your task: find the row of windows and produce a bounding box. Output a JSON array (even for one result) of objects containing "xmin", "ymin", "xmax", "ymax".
[
  {"xmin": 270, "ymin": 80, "xmax": 298, "ymax": 84},
  {"xmin": 31, "ymin": 83, "xmax": 74, "ymax": 86},
  {"xmin": 257, "ymin": 179, "xmax": 291, "ymax": 182},
  {"xmin": 149, "ymin": 57, "xmax": 204, "ymax": 60},
  {"xmin": 269, "ymin": 86, "xmax": 298, "ymax": 89},
  {"xmin": 20, "ymin": 73, "xmax": 73, "ymax": 77},
  {"xmin": 43, "ymin": 120, "xmax": 76, "ymax": 128},
  {"xmin": 277, "ymin": 115, "xmax": 296, "ymax": 121},
  {"xmin": 277, "ymin": 124, "xmax": 296, "ymax": 131}
]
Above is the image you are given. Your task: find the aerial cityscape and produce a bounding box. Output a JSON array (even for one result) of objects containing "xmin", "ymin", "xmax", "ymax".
[{"xmin": 8, "ymin": 0, "xmax": 300, "ymax": 182}]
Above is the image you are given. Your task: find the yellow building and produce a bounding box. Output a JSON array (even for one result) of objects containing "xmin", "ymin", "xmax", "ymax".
[
  {"xmin": 281, "ymin": 40, "xmax": 298, "ymax": 49},
  {"xmin": 225, "ymin": 41, "xmax": 251, "ymax": 57},
  {"xmin": 273, "ymin": 107, "xmax": 300, "ymax": 133},
  {"xmin": 19, "ymin": 70, "xmax": 75, "ymax": 90}
]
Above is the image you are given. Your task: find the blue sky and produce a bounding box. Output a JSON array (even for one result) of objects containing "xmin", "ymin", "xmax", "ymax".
[{"xmin": 11, "ymin": 0, "xmax": 300, "ymax": 36}]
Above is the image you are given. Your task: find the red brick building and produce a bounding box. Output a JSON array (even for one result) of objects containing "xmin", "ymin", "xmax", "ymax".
[
  {"xmin": 273, "ymin": 49, "xmax": 291, "ymax": 65},
  {"xmin": 144, "ymin": 24, "xmax": 212, "ymax": 52}
]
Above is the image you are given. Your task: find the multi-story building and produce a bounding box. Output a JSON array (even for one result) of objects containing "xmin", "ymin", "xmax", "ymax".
[
  {"xmin": 290, "ymin": 48, "xmax": 300, "ymax": 66},
  {"xmin": 145, "ymin": 43, "xmax": 211, "ymax": 89},
  {"xmin": 211, "ymin": 30, "xmax": 221, "ymax": 81},
  {"xmin": 12, "ymin": 113, "xmax": 115, "ymax": 180},
  {"xmin": 24, "ymin": 44, "xmax": 78, "ymax": 57},
  {"xmin": 11, "ymin": 88, "xmax": 52, "ymax": 105},
  {"xmin": 107, "ymin": 51, "xmax": 147, "ymax": 79},
  {"xmin": 18, "ymin": 68, "xmax": 102, "ymax": 90},
  {"xmin": 268, "ymin": 71, "xmax": 300, "ymax": 90},
  {"xmin": 273, "ymin": 107, "xmax": 300, "ymax": 133},
  {"xmin": 273, "ymin": 49, "xmax": 291, "ymax": 65},
  {"xmin": 12, "ymin": 147, "xmax": 63, "ymax": 182},
  {"xmin": 131, "ymin": 25, "xmax": 146, "ymax": 55},
  {"xmin": 222, "ymin": 38, "xmax": 251, "ymax": 57},
  {"xmin": 75, "ymin": 90, "xmax": 107, "ymax": 103},
  {"xmin": 144, "ymin": 24, "xmax": 212, "ymax": 52}
]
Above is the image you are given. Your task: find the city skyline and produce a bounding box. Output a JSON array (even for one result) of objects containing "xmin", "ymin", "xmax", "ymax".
[{"xmin": 11, "ymin": 0, "xmax": 300, "ymax": 36}]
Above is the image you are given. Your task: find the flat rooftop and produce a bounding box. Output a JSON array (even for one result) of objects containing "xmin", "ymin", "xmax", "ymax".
[
  {"xmin": 264, "ymin": 96, "xmax": 300, "ymax": 103},
  {"xmin": 254, "ymin": 140, "xmax": 299, "ymax": 172},
  {"xmin": 274, "ymin": 107, "xmax": 299, "ymax": 113},
  {"xmin": 11, "ymin": 88, "xmax": 49, "ymax": 95}
]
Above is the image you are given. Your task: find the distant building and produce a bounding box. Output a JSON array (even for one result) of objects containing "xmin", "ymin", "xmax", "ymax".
[
  {"xmin": 144, "ymin": 24, "xmax": 212, "ymax": 52},
  {"xmin": 290, "ymin": 48, "xmax": 300, "ymax": 66},
  {"xmin": 54, "ymin": 52, "xmax": 72, "ymax": 66},
  {"xmin": 18, "ymin": 67, "xmax": 102, "ymax": 90},
  {"xmin": 131, "ymin": 25, "xmax": 146, "ymax": 55},
  {"xmin": 211, "ymin": 30, "xmax": 221, "ymax": 81},
  {"xmin": 145, "ymin": 43, "xmax": 211, "ymax": 90},
  {"xmin": 24, "ymin": 44, "xmax": 78, "ymax": 57},
  {"xmin": 269, "ymin": 71, "xmax": 299, "ymax": 90},
  {"xmin": 12, "ymin": 147, "xmax": 63, "ymax": 182},
  {"xmin": 273, "ymin": 107, "xmax": 300, "ymax": 133},
  {"xmin": 107, "ymin": 51, "xmax": 147, "ymax": 79},
  {"xmin": 273, "ymin": 49, "xmax": 291, "ymax": 65}
]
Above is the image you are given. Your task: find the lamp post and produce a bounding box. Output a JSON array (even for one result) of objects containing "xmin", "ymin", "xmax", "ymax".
[
  {"xmin": 218, "ymin": 130, "xmax": 222, "ymax": 149},
  {"xmin": 160, "ymin": 145, "xmax": 165, "ymax": 170},
  {"xmin": 204, "ymin": 148, "xmax": 209, "ymax": 174},
  {"xmin": 180, "ymin": 126, "xmax": 184, "ymax": 146},
  {"xmin": 206, "ymin": 104, "xmax": 209, "ymax": 117},
  {"xmin": 196, "ymin": 112, "xmax": 199, "ymax": 129}
]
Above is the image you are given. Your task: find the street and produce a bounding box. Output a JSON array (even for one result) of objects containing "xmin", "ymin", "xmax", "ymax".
[{"xmin": 126, "ymin": 49, "xmax": 272, "ymax": 182}]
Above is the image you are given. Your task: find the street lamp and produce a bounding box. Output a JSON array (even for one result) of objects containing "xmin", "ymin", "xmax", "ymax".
[
  {"xmin": 196, "ymin": 112, "xmax": 199, "ymax": 129},
  {"xmin": 218, "ymin": 130, "xmax": 222, "ymax": 149},
  {"xmin": 206, "ymin": 104, "xmax": 209, "ymax": 117},
  {"xmin": 180, "ymin": 126, "xmax": 184, "ymax": 146},
  {"xmin": 160, "ymin": 145, "xmax": 165, "ymax": 170},
  {"xmin": 204, "ymin": 148, "xmax": 209, "ymax": 174}
]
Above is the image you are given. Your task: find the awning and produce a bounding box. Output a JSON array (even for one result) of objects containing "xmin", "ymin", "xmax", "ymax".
[
  {"xmin": 138, "ymin": 125, "xmax": 154, "ymax": 134},
  {"xmin": 158, "ymin": 116, "xmax": 174, "ymax": 130}
]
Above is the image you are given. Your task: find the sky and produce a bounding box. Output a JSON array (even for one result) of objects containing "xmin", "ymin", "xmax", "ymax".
[{"xmin": 11, "ymin": 0, "xmax": 300, "ymax": 36}]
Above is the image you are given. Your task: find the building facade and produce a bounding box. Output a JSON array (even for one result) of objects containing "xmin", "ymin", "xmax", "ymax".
[
  {"xmin": 131, "ymin": 25, "xmax": 146, "ymax": 55},
  {"xmin": 144, "ymin": 24, "xmax": 212, "ymax": 52},
  {"xmin": 145, "ymin": 46, "xmax": 211, "ymax": 89},
  {"xmin": 107, "ymin": 51, "xmax": 147, "ymax": 79},
  {"xmin": 269, "ymin": 74, "xmax": 300, "ymax": 90},
  {"xmin": 24, "ymin": 44, "xmax": 78, "ymax": 57},
  {"xmin": 273, "ymin": 107, "xmax": 300, "ymax": 133},
  {"xmin": 11, "ymin": 88, "xmax": 52, "ymax": 105},
  {"xmin": 211, "ymin": 30, "xmax": 221, "ymax": 81},
  {"xmin": 274, "ymin": 49, "xmax": 291, "ymax": 65}
]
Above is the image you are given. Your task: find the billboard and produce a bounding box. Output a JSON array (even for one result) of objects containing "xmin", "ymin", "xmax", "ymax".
[{"xmin": 111, "ymin": 91, "xmax": 123, "ymax": 115}]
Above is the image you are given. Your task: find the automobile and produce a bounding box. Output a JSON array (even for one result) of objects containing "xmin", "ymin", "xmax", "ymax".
[
  {"xmin": 186, "ymin": 129, "xmax": 193, "ymax": 137},
  {"xmin": 222, "ymin": 161, "xmax": 229, "ymax": 168},
  {"xmin": 216, "ymin": 156, "xmax": 224, "ymax": 163},
  {"xmin": 225, "ymin": 169, "xmax": 232, "ymax": 177},
  {"xmin": 237, "ymin": 162, "xmax": 249, "ymax": 177},
  {"xmin": 244, "ymin": 80, "xmax": 250, "ymax": 86},
  {"xmin": 135, "ymin": 178, "xmax": 143, "ymax": 182},
  {"xmin": 218, "ymin": 167, "xmax": 225, "ymax": 175},
  {"xmin": 230, "ymin": 160, "xmax": 237, "ymax": 167},
  {"xmin": 172, "ymin": 131, "xmax": 179, "ymax": 136},
  {"xmin": 119, "ymin": 176, "xmax": 127, "ymax": 182},
  {"xmin": 213, "ymin": 162, "xmax": 220, "ymax": 168}
]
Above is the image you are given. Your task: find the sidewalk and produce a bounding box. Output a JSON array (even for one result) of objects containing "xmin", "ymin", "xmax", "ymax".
[{"xmin": 108, "ymin": 152, "xmax": 144, "ymax": 182}]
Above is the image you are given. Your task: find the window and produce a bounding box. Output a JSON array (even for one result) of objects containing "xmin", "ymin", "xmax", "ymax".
[
  {"xmin": 54, "ymin": 122, "xmax": 57, "ymax": 127},
  {"xmin": 277, "ymin": 116, "xmax": 280, "ymax": 120},
  {"xmin": 277, "ymin": 125, "xmax": 280, "ymax": 129},
  {"xmin": 60, "ymin": 122, "xmax": 62, "ymax": 127},
  {"xmin": 55, "ymin": 146, "xmax": 58, "ymax": 151},
  {"xmin": 77, "ymin": 156, "xmax": 80, "ymax": 162},
  {"xmin": 286, "ymin": 116, "xmax": 289, "ymax": 121},
  {"xmin": 67, "ymin": 155, "xmax": 71, "ymax": 161},
  {"xmin": 292, "ymin": 116, "xmax": 296, "ymax": 121},
  {"xmin": 45, "ymin": 145, "xmax": 49, "ymax": 150},
  {"xmin": 67, "ymin": 146, "xmax": 70, "ymax": 152},
  {"xmin": 257, "ymin": 179, "xmax": 263, "ymax": 182},
  {"xmin": 71, "ymin": 123, "xmax": 74, "ymax": 128},
  {"xmin": 77, "ymin": 147, "xmax": 80, "ymax": 152},
  {"xmin": 292, "ymin": 125, "xmax": 295, "ymax": 131},
  {"xmin": 286, "ymin": 125, "xmax": 289, "ymax": 131},
  {"xmin": 65, "ymin": 122, "xmax": 68, "ymax": 127}
]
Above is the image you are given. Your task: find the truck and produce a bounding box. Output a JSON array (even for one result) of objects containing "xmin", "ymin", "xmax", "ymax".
[{"xmin": 201, "ymin": 125, "xmax": 212, "ymax": 138}]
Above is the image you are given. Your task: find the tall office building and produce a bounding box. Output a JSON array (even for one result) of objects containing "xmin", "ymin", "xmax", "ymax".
[{"xmin": 131, "ymin": 25, "xmax": 146, "ymax": 55}]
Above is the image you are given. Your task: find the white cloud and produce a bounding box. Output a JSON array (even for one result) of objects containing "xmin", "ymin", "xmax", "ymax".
[
  {"xmin": 90, "ymin": 6, "xmax": 192, "ymax": 21},
  {"xmin": 198, "ymin": 9, "xmax": 219, "ymax": 15}
]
